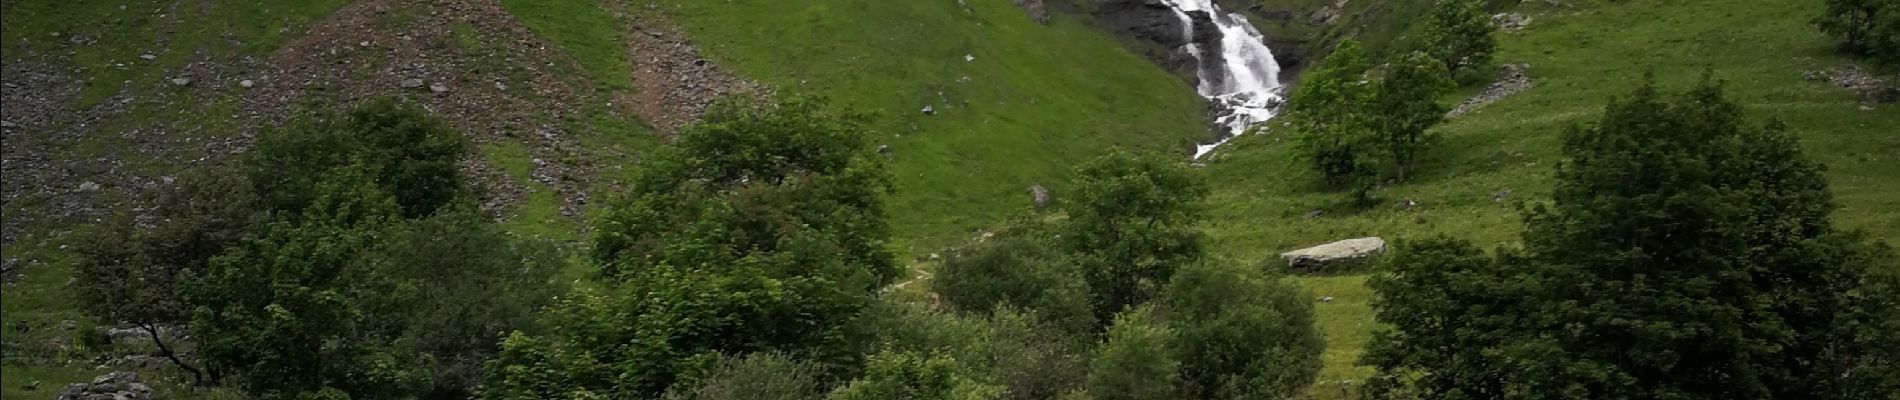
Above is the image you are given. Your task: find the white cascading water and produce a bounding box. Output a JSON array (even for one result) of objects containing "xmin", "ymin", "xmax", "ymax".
[{"xmin": 1162, "ymin": 0, "xmax": 1285, "ymax": 159}]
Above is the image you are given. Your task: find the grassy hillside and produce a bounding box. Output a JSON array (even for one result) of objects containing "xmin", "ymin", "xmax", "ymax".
[
  {"xmin": 1204, "ymin": 0, "xmax": 1900, "ymax": 392},
  {"xmin": 651, "ymin": 0, "xmax": 1214, "ymax": 252}
]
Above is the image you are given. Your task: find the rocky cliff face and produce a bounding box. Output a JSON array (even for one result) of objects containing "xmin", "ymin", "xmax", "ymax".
[{"xmin": 1088, "ymin": 0, "xmax": 1304, "ymax": 84}]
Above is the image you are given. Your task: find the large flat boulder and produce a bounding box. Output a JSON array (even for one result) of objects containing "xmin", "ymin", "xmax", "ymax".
[{"xmin": 1280, "ymin": 237, "xmax": 1386, "ymax": 273}]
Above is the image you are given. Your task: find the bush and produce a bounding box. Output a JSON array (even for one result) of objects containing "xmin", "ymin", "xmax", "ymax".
[
  {"xmin": 934, "ymin": 221, "xmax": 1093, "ymax": 334},
  {"xmin": 983, "ymin": 308, "xmax": 1088, "ymax": 400},
  {"xmin": 368, "ymin": 208, "xmax": 568, "ymax": 399},
  {"xmin": 593, "ymin": 95, "xmax": 895, "ymax": 285},
  {"xmin": 485, "ymin": 95, "xmax": 890, "ymax": 399},
  {"xmin": 663, "ymin": 353, "xmax": 826, "ymax": 400},
  {"xmin": 829, "ymin": 349, "xmax": 998, "ymax": 400},
  {"xmin": 1087, "ymin": 307, "xmax": 1179, "ymax": 400},
  {"xmin": 1159, "ymin": 261, "xmax": 1323, "ymax": 400},
  {"xmin": 855, "ymin": 301, "xmax": 1089, "ymax": 400},
  {"xmin": 248, "ymin": 99, "xmax": 468, "ymax": 219}
]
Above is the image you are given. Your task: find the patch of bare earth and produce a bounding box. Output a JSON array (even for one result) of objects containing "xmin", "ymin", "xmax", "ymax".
[{"xmin": 623, "ymin": 13, "xmax": 765, "ymax": 136}]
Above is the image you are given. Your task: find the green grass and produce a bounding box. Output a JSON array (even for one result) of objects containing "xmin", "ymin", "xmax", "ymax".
[
  {"xmin": 1297, "ymin": 275, "xmax": 1376, "ymax": 391},
  {"xmin": 499, "ymin": 0, "xmax": 632, "ymax": 91},
  {"xmin": 482, "ymin": 140, "xmax": 537, "ymax": 183},
  {"xmin": 653, "ymin": 0, "xmax": 1213, "ymax": 252},
  {"xmin": 1204, "ymin": 0, "xmax": 1900, "ymax": 389}
]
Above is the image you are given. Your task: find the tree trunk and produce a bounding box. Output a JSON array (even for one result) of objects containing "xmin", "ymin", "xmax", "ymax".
[{"xmin": 140, "ymin": 323, "xmax": 207, "ymax": 387}]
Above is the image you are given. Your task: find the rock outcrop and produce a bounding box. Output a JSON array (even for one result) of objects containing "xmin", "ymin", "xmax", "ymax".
[
  {"xmin": 1280, "ymin": 237, "xmax": 1386, "ymax": 273},
  {"xmin": 1013, "ymin": 0, "xmax": 1051, "ymax": 23},
  {"xmin": 1806, "ymin": 66, "xmax": 1897, "ymax": 110},
  {"xmin": 1448, "ymin": 64, "xmax": 1531, "ymax": 118},
  {"xmin": 54, "ymin": 371, "xmax": 152, "ymax": 400},
  {"xmin": 1029, "ymin": 184, "xmax": 1052, "ymax": 209}
]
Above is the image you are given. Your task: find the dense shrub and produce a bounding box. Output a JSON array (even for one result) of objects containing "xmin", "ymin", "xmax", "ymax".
[
  {"xmin": 248, "ymin": 99, "xmax": 468, "ymax": 219},
  {"xmin": 368, "ymin": 208, "xmax": 568, "ymax": 399},
  {"xmin": 178, "ymin": 102, "xmax": 551, "ymax": 399},
  {"xmin": 663, "ymin": 353, "xmax": 827, "ymax": 400},
  {"xmin": 485, "ymin": 95, "xmax": 891, "ymax": 399},
  {"xmin": 934, "ymin": 221, "xmax": 1093, "ymax": 333},
  {"xmin": 1087, "ymin": 307, "xmax": 1179, "ymax": 400},
  {"xmin": 827, "ymin": 349, "xmax": 997, "ymax": 400},
  {"xmin": 1159, "ymin": 261, "xmax": 1323, "ymax": 400}
]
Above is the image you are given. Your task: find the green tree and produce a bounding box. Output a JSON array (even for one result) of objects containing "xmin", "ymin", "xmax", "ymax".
[
  {"xmin": 249, "ymin": 99, "xmax": 468, "ymax": 219},
  {"xmin": 1360, "ymin": 238, "xmax": 1525, "ymax": 399},
  {"xmin": 1817, "ymin": 0, "xmax": 1900, "ymax": 63},
  {"xmin": 1371, "ymin": 52, "xmax": 1455, "ymax": 182},
  {"xmin": 1086, "ymin": 307, "xmax": 1179, "ymax": 400},
  {"xmin": 485, "ymin": 96, "xmax": 891, "ymax": 399},
  {"xmin": 1159, "ymin": 261, "xmax": 1323, "ymax": 400},
  {"xmin": 1364, "ymin": 75, "xmax": 1900, "ymax": 399},
  {"xmin": 73, "ymin": 166, "xmax": 255, "ymax": 386},
  {"xmin": 367, "ymin": 208, "xmax": 568, "ymax": 399},
  {"xmin": 187, "ymin": 165, "xmax": 415, "ymax": 398},
  {"xmin": 1418, "ymin": 0, "xmax": 1496, "ymax": 77},
  {"xmin": 1285, "ymin": 40, "xmax": 1377, "ymax": 202},
  {"xmin": 592, "ymin": 96, "xmax": 895, "ymax": 285},
  {"xmin": 1062, "ymin": 149, "xmax": 1207, "ymax": 326}
]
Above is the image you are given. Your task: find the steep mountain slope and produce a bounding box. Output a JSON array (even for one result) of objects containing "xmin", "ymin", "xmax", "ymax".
[
  {"xmin": 1200, "ymin": 0, "xmax": 1899, "ymax": 390},
  {"xmin": 651, "ymin": 0, "xmax": 1214, "ymax": 251}
]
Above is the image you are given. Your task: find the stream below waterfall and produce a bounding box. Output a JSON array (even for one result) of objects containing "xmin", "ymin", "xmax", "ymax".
[{"xmin": 1162, "ymin": 0, "xmax": 1286, "ymax": 159}]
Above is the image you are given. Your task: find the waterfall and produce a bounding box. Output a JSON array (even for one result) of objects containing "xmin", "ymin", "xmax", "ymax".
[{"xmin": 1162, "ymin": 0, "xmax": 1285, "ymax": 159}]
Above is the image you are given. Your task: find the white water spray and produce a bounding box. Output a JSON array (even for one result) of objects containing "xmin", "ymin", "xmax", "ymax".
[{"xmin": 1162, "ymin": 0, "xmax": 1285, "ymax": 159}]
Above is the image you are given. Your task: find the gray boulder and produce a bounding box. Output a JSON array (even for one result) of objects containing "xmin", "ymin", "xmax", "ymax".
[
  {"xmin": 54, "ymin": 371, "xmax": 151, "ymax": 400},
  {"xmin": 1029, "ymin": 184, "xmax": 1052, "ymax": 209},
  {"xmin": 1280, "ymin": 237, "xmax": 1386, "ymax": 273}
]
